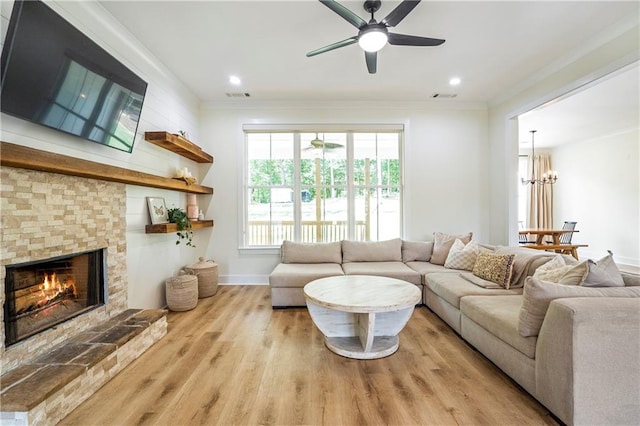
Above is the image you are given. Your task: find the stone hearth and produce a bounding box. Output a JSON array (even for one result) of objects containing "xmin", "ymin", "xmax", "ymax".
[{"xmin": 0, "ymin": 309, "xmax": 167, "ymax": 425}]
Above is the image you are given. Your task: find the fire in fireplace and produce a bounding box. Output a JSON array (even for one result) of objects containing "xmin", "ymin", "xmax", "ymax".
[{"xmin": 4, "ymin": 249, "xmax": 106, "ymax": 346}]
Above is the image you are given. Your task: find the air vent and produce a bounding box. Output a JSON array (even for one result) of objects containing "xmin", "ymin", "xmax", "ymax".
[
  {"xmin": 431, "ymin": 93, "xmax": 457, "ymax": 99},
  {"xmin": 225, "ymin": 92, "xmax": 251, "ymax": 98}
]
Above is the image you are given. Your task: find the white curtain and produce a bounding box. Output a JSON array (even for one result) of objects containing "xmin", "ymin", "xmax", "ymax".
[{"xmin": 527, "ymin": 154, "xmax": 553, "ymax": 234}]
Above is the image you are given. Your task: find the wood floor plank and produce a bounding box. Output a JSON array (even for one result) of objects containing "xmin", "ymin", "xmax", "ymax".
[{"xmin": 59, "ymin": 285, "xmax": 558, "ymax": 426}]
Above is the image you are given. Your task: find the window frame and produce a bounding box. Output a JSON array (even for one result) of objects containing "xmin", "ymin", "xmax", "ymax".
[{"xmin": 240, "ymin": 125, "xmax": 404, "ymax": 250}]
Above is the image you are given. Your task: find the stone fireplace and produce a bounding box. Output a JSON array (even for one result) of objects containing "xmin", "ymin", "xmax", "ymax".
[{"xmin": 0, "ymin": 166, "xmax": 128, "ymax": 373}]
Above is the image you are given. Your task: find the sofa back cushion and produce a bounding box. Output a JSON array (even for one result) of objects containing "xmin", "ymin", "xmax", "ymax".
[
  {"xmin": 342, "ymin": 238, "xmax": 402, "ymax": 263},
  {"xmin": 623, "ymin": 272, "xmax": 640, "ymax": 287},
  {"xmin": 402, "ymin": 240, "xmax": 434, "ymax": 262},
  {"xmin": 281, "ymin": 240, "xmax": 342, "ymax": 264},
  {"xmin": 518, "ymin": 276, "xmax": 640, "ymax": 337}
]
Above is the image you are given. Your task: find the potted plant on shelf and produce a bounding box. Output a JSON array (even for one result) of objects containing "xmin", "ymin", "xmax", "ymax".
[{"xmin": 167, "ymin": 207, "xmax": 195, "ymax": 247}]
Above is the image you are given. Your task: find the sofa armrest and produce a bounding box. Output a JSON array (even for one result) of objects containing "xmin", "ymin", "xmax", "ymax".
[{"xmin": 535, "ymin": 297, "xmax": 640, "ymax": 426}]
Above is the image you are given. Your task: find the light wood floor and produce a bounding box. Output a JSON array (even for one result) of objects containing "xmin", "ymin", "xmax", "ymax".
[{"xmin": 60, "ymin": 286, "xmax": 558, "ymax": 426}]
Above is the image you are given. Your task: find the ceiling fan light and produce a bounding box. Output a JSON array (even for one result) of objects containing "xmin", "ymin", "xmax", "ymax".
[{"xmin": 358, "ymin": 28, "xmax": 388, "ymax": 52}]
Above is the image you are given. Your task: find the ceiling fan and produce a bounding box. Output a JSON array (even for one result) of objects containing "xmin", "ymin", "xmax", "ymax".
[
  {"xmin": 304, "ymin": 134, "xmax": 344, "ymax": 150},
  {"xmin": 306, "ymin": 0, "xmax": 445, "ymax": 74}
]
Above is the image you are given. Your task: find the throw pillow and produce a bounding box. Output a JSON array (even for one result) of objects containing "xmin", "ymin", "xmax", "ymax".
[
  {"xmin": 532, "ymin": 256, "xmax": 573, "ymax": 282},
  {"xmin": 518, "ymin": 276, "xmax": 640, "ymax": 337},
  {"xmin": 444, "ymin": 239, "xmax": 479, "ymax": 271},
  {"xmin": 582, "ymin": 251, "xmax": 625, "ymax": 287},
  {"xmin": 472, "ymin": 252, "xmax": 516, "ymax": 289},
  {"xmin": 402, "ymin": 240, "xmax": 434, "ymax": 262},
  {"xmin": 558, "ymin": 261, "xmax": 589, "ymax": 285},
  {"xmin": 430, "ymin": 231, "xmax": 473, "ymax": 266}
]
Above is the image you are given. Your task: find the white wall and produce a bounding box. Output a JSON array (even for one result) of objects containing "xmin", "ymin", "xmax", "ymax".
[
  {"xmin": 488, "ymin": 23, "xmax": 639, "ymax": 266},
  {"xmin": 198, "ymin": 101, "xmax": 489, "ymax": 284},
  {"xmin": 0, "ymin": 1, "xmax": 206, "ymax": 308},
  {"xmin": 551, "ymin": 129, "xmax": 639, "ymax": 266}
]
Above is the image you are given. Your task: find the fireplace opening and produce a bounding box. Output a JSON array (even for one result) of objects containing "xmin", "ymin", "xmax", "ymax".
[{"xmin": 4, "ymin": 249, "xmax": 106, "ymax": 347}]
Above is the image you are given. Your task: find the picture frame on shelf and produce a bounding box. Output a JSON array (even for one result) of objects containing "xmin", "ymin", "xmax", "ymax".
[{"xmin": 147, "ymin": 197, "xmax": 169, "ymax": 224}]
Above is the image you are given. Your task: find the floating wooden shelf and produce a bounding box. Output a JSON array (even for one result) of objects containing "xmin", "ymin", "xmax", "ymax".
[
  {"xmin": 145, "ymin": 131, "xmax": 214, "ymax": 163},
  {"xmin": 0, "ymin": 142, "xmax": 214, "ymax": 195},
  {"xmin": 145, "ymin": 220, "xmax": 214, "ymax": 234}
]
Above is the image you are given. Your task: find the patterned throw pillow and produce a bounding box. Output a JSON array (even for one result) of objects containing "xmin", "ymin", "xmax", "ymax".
[
  {"xmin": 533, "ymin": 256, "xmax": 573, "ymax": 283},
  {"xmin": 472, "ymin": 252, "xmax": 516, "ymax": 289},
  {"xmin": 444, "ymin": 239, "xmax": 479, "ymax": 271}
]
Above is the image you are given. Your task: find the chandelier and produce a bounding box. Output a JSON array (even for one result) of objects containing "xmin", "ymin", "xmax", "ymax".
[{"xmin": 521, "ymin": 130, "xmax": 558, "ymax": 185}]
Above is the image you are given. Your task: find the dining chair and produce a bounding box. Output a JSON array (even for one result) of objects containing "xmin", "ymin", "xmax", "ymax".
[
  {"xmin": 558, "ymin": 221, "xmax": 577, "ymax": 244},
  {"xmin": 518, "ymin": 221, "xmax": 534, "ymax": 244}
]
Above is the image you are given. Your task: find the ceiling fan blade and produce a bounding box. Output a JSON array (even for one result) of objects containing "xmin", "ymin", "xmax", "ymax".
[
  {"xmin": 319, "ymin": 0, "xmax": 366, "ymax": 29},
  {"xmin": 381, "ymin": 0, "xmax": 421, "ymax": 27},
  {"xmin": 306, "ymin": 36, "xmax": 358, "ymax": 57},
  {"xmin": 388, "ymin": 32, "xmax": 445, "ymax": 46},
  {"xmin": 365, "ymin": 51, "xmax": 377, "ymax": 74},
  {"xmin": 324, "ymin": 142, "xmax": 344, "ymax": 149}
]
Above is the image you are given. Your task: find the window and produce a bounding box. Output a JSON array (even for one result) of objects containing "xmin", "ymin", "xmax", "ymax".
[{"xmin": 244, "ymin": 128, "xmax": 403, "ymax": 247}]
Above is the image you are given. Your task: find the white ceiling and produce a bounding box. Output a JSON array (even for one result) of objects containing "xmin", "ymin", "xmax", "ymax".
[
  {"xmin": 519, "ymin": 62, "xmax": 639, "ymax": 148},
  {"xmin": 98, "ymin": 1, "xmax": 639, "ymax": 148},
  {"xmin": 100, "ymin": 1, "xmax": 639, "ymax": 105}
]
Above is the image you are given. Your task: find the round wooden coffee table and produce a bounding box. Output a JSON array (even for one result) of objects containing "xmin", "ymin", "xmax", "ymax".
[{"xmin": 304, "ymin": 275, "xmax": 421, "ymax": 359}]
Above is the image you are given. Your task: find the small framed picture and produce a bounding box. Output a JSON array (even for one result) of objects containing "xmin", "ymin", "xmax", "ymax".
[{"xmin": 147, "ymin": 197, "xmax": 169, "ymax": 224}]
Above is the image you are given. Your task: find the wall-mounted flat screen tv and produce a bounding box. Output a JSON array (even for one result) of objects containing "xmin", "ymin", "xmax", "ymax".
[{"xmin": 1, "ymin": 0, "xmax": 147, "ymax": 153}]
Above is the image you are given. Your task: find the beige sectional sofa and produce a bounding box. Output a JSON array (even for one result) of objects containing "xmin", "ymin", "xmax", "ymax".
[{"xmin": 269, "ymin": 238, "xmax": 640, "ymax": 426}]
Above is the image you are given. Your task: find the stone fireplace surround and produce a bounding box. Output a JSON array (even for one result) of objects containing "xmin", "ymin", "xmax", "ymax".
[
  {"xmin": 1, "ymin": 166, "xmax": 128, "ymax": 371},
  {"xmin": 0, "ymin": 165, "xmax": 167, "ymax": 424}
]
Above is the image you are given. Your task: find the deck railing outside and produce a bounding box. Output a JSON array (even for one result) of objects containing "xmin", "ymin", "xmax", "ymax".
[{"xmin": 247, "ymin": 220, "xmax": 367, "ymax": 245}]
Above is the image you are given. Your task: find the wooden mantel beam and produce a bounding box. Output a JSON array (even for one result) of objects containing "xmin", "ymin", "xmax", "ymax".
[{"xmin": 0, "ymin": 142, "xmax": 213, "ymax": 195}]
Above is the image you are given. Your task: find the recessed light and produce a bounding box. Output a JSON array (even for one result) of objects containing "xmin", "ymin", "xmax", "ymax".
[
  {"xmin": 229, "ymin": 75, "xmax": 241, "ymax": 85},
  {"xmin": 449, "ymin": 77, "xmax": 461, "ymax": 86}
]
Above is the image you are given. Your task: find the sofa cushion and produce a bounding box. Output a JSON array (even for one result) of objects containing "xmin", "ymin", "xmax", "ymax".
[
  {"xmin": 430, "ymin": 232, "xmax": 473, "ymax": 265},
  {"xmin": 623, "ymin": 272, "xmax": 640, "ymax": 287},
  {"xmin": 461, "ymin": 295, "xmax": 537, "ymax": 359},
  {"xmin": 472, "ymin": 252, "xmax": 516, "ymax": 289},
  {"xmin": 341, "ymin": 261, "xmax": 421, "ymax": 286},
  {"xmin": 281, "ymin": 240, "xmax": 342, "ymax": 264},
  {"xmin": 426, "ymin": 272, "xmax": 523, "ymax": 309},
  {"xmin": 518, "ymin": 276, "xmax": 640, "ymax": 337},
  {"xmin": 269, "ymin": 263, "xmax": 344, "ymax": 288},
  {"xmin": 460, "ymin": 273, "xmax": 503, "ymax": 289},
  {"xmin": 405, "ymin": 261, "xmax": 454, "ymax": 276},
  {"xmin": 402, "ymin": 240, "xmax": 433, "ymax": 262},
  {"xmin": 445, "ymin": 239, "xmax": 480, "ymax": 271},
  {"xmin": 342, "ymin": 238, "xmax": 402, "ymax": 263}
]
